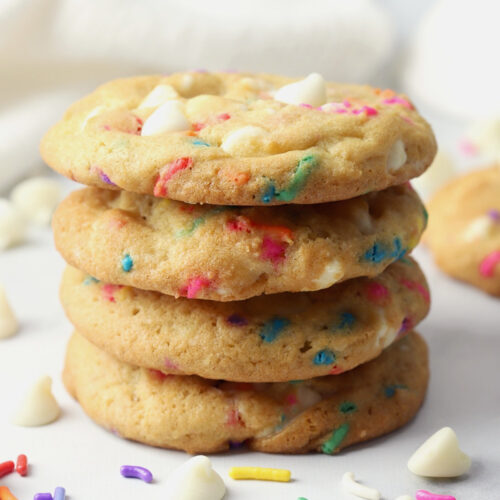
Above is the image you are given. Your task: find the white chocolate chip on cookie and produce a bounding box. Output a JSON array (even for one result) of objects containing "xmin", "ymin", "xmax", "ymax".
[
  {"xmin": 274, "ymin": 73, "xmax": 327, "ymax": 107},
  {"xmin": 221, "ymin": 126, "xmax": 269, "ymax": 156},
  {"xmin": 138, "ymin": 84, "xmax": 179, "ymax": 109},
  {"xmin": 141, "ymin": 100, "xmax": 190, "ymax": 135}
]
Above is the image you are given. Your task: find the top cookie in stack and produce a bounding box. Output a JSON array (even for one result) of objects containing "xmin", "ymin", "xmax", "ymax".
[{"xmin": 41, "ymin": 72, "xmax": 436, "ymax": 207}]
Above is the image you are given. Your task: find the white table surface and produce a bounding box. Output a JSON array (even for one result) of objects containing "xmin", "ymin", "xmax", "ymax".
[{"xmin": 1, "ymin": 182, "xmax": 500, "ymax": 500}]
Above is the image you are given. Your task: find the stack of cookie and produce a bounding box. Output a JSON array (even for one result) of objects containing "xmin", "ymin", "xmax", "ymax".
[{"xmin": 41, "ymin": 72, "xmax": 436, "ymax": 454}]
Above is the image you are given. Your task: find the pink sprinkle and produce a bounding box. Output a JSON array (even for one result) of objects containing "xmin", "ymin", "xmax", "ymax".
[
  {"xmin": 217, "ymin": 113, "xmax": 231, "ymax": 121},
  {"xmin": 286, "ymin": 394, "xmax": 298, "ymax": 406},
  {"xmin": 362, "ymin": 106, "xmax": 378, "ymax": 116},
  {"xmin": 401, "ymin": 115, "xmax": 415, "ymax": 125},
  {"xmin": 226, "ymin": 218, "xmax": 251, "ymax": 232},
  {"xmin": 479, "ymin": 250, "xmax": 500, "ymax": 278},
  {"xmin": 149, "ymin": 369, "xmax": 169, "ymax": 381},
  {"xmin": 300, "ymin": 103, "xmax": 313, "ymax": 109},
  {"xmin": 382, "ymin": 96, "xmax": 413, "ymax": 109},
  {"xmin": 260, "ymin": 236, "xmax": 288, "ymax": 267},
  {"xmin": 365, "ymin": 282, "xmax": 390, "ymax": 303},
  {"xmin": 102, "ymin": 284, "xmax": 122, "ymax": 303},
  {"xmin": 154, "ymin": 157, "xmax": 193, "ymax": 197},
  {"xmin": 329, "ymin": 365, "xmax": 344, "ymax": 375},
  {"xmin": 400, "ymin": 279, "xmax": 430, "ymax": 303},
  {"xmin": 181, "ymin": 276, "xmax": 212, "ymax": 299},
  {"xmin": 103, "ymin": 125, "xmax": 111, "ymax": 131},
  {"xmin": 226, "ymin": 408, "xmax": 243, "ymax": 427},
  {"xmin": 343, "ymin": 100, "xmax": 352, "ymax": 108},
  {"xmin": 458, "ymin": 138, "xmax": 478, "ymax": 156},
  {"xmin": 164, "ymin": 358, "xmax": 179, "ymax": 371},
  {"xmin": 416, "ymin": 490, "xmax": 456, "ymax": 500}
]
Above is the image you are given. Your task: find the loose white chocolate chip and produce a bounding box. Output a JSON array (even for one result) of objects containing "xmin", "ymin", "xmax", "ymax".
[
  {"xmin": 138, "ymin": 84, "xmax": 179, "ymax": 109},
  {"xmin": 462, "ymin": 215, "xmax": 496, "ymax": 242},
  {"xmin": 11, "ymin": 177, "xmax": 61, "ymax": 225},
  {"xmin": 387, "ymin": 139, "xmax": 407, "ymax": 172},
  {"xmin": 141, "ymin": 100, "xmax": 190, "ymax": 136},
  {"xmin": 164, "ymin": 455, "xmax": 226, "ymax": 500},
  {"xmin": 0, "ymin": 285, "xmax": 18, "ymax": 339},
  {"xmin": 341, "ymin": 472, "xmax": 381, "ymax": 500},
  {"xmin": 313, "ymin": 260, "xmax": 343, "ymax": 288},
  {"xmin": 221, "ymin": 126, "xmax": 268, "ymax": 156},
  {"xmin": 408, "ymin": 427, "xmax": 471, "ymax": 478},
  {"xmin": 12, "ymin": 376, "xmax": 61, "ymax": 427},
  {"xmin": 274, "ymin": 73, "xmax": 327, "ymax": 107},
  {"xmin": 0, "ymin": 198, "xmax": 26, "ymax": 250}
]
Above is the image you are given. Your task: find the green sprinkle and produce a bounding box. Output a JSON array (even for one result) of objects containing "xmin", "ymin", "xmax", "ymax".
[
  {"xmin": 321, "ymin": 423, "xmax": 350, "ymax": 454},
  {"xmin": 176, "ymin": 216, "xmax": 206, "ymax": 237},
  {"xmin": 83, "ymin": 276, "xmax": 99, "ymax": 285},
  {"xmin": 261, "ymin": 155, "xmax": 318, "ymax": 203},
  {"xmin": 339, "ymin": 401, "xmax": 357, "ymax": 414}
]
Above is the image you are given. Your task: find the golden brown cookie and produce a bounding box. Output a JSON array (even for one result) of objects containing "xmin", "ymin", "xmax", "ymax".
[
  {"xmin": 53, "ymin": 184, "xmax": 426, "ymax": 301},
  {"xmin": 425, "ymin": 165, "xmax": 500, "ymax": 296},
  {"xmin": 60, "ymin": 259, "xmax": 430, "ymax": 382},
  {"xmin": 41, "ymin": 72, "xmax": 436, "ymax": 205},
  {"xmin": 63, "ymin": 331, "xmax": 429, "ymax": 454}
]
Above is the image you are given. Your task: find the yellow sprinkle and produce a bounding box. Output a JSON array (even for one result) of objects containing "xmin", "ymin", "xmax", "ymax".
[{"xmin": 229, "ymin": 466, "xmax": 291, "ymax": 482}]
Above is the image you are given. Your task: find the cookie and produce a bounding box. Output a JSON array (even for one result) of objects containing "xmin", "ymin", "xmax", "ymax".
[
  {"xmin": 63, "ymin": 331, "xmax": 429, "ymax": 454},
  {"xmin": 60, "ymin": 259, "xmax": 430, "ymax": 382},
  {"xmin": 53, "ymin": 184, "xmax": 426, "ymax": 301},
  {"xmin": 41, "ymin": 72, "xmax": 437, "ymax": 206},
  {"xmin": 425, "ymin": 165, "xmax": 500, "ymax": 296}
]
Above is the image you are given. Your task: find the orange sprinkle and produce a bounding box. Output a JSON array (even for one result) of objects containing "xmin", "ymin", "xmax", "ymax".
[
  {"xmin": 379, "ymin": 88, "xmax": 396, "ymax": 99},
  {"xmin": 0, "ymin": 486, "xmax": 18, "ymax": 500}
]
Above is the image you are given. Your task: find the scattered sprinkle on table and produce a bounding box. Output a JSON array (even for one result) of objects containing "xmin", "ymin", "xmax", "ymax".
[
  {"xmin": 0, "ymin": 461, "xmax": 14, "ymax": 478},
  {"xmin": 15, "ymin": 454, "xmax": 28, "ymax": 476},
  {"xmin": 0, "ymin": 486, "xmax": 18, "ymax": 500},
  {"xmin": 342, "ymin": 472, "xmax": 381, "ymax": 500},
  {"xmin": 416, "ymin": 490, "xmax": 456, "ymax": 500},
  {"xmin": 120, "ymin": 465, "xmax": 153, "ymax": 483},
  {"xmin": 33, "ymin": 494, "xmax": 53, "ymax": 500},
  {"xmin": 229, "ymin": 466, "xmax": 291, "ymax": 482}
]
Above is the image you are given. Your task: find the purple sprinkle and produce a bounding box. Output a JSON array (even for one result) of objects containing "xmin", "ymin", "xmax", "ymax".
[
  {"xmin": 487, "ymin": 209, "xmax": 500, "ymax": 222},
  {"xmin": 53, "ymin": 487, "xmax": 66, "ymax": 500},
  {"xmin": 34, "ymin": 494, "xmax": 53, "ymax": 500},
  {"xmin": 227, "ymin": 314, "xmax": 248, "ymax": 326},
  {"xmin": 120, "ymin": 465, "xmax": 153, "ymax": 483},
  {"xmin": 98, "ymin": 170, "xmax": 116, "ymax": 186}
]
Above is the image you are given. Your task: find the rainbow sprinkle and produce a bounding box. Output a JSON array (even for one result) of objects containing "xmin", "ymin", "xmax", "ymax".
[
  {"xmin": 121, "ymin": 254, "xmax": 133, "ymax": 272},
  {"xmin": 261, "ymin": 155, "xmax": 318, "ymax": 203},
  {"xmin": 154, "ymin": 157, "xmax": 193, "ymax": 197},
  {"xmin": 313, "ymin": 349, "xmax": 335, "ymax": 365},
  {"xmin": 259, "ymin": 317, "xmax": 290, "ymax": 343},
  {"xmin": 321, "ymin": 423, "xmax": 350, "ymax": 454}
]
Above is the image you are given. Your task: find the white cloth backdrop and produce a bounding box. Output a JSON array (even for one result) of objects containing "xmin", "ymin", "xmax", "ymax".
[{"xmin": 0, "ymin": 0, "xmax": 395, "ymax": 191}]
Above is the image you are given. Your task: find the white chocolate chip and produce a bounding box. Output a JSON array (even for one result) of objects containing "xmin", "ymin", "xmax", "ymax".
[
  {"xmin": 274, "ymin": 73, "xmax": 327, "ymax": 107},
  {"xmin": 0, "ymin": 285, "xmax": 18, "ymax": 339},
  {"xmin": 387, "ymin": 139, "xmax": 407, "ymax": 172},
  {"xmin": 164, "ymin": 456, "xmax": 226, "ymax": 500},
  {"xmin": 462, "ymin": 215, "xmax": 496, "ymax": 242},
  {"xmin": 341, "ymin": 472, "xmax": 381, "ymax": 500},
  {"xmin": 408, "ymin": 427, "xmax": 471, "ymax": 478},
  {"xmin": 412, "ymin": 150, "xmax": 456, "ymax": 200},
  {"xmin": 138, "ymin": 84, "xmax": 179, "ymax": 109},
  {"xmin": 80, "ymin": 105, "xmax": 105, "ymax": 131},
  {"xmin": 0, "ymin": 198, "xmax": 26, "ymax": 250},
  {"xmin": 180, "ymin": 74, "xmax": 195, "ymax": 92},
  {"xmin": 351, "ymin": 206, "xmax": 374, "ymax": 235},
  {"xmin": 141, "ymin": 100, "xmax": 190, "ymax": 136},
  {"xmin": 221, "ymin": 126, "xmax": 268, "ymax": 156},
  {"xmin": 12, "ymin": 376, "xmax": 61, "ymax": 427},
  {"xmin": 375, "ymin": 312, "xmax": 397, "ymax": 348},
  {"xmin": 296, "ymin": 385, "xmax": 322, "ymax": 409},
  {"xmin": 11, "ymin": 177, "xmax": 61, "ymax": 225},
  {"xmin": 313, "ymin": 260, "xmax": 344, "ymax": 288}
]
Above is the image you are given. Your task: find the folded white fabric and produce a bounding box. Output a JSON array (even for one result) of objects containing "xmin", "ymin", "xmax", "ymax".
[{"xmin": 0, "ymin": 0, "xmax": 394, "ymax": 190}]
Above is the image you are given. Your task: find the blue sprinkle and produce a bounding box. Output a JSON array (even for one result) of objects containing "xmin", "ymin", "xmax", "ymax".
[
  {"xmin": 363, "ymin": 242, "xmax": 388, "ymax": 263},
  {"xmin": 331, "ymin": 312, "xmax": 356, "ymax": 331},
  {"xmin": 390, "ymin": 237, "xmax": 406, "ymax": 260},
  {"xmin": 313, "ymin": 349, "xmax": 335, "ymax": 365},
  {"xmin": 384, "ymin": 384, "xmax": 407, "ymax": 398},
  {"xmin": 259, "ymin": 317, "xmax": 290, "ymax": 343},
  {"xmin": 261, "ymin": 183, "xmax": 276, "ymax": 203},
  {"xmin": 83, "ymin": 276, "xmax": 100, "ymax": 285},
  {"xmin": 192, "ymin": 138, "xmax": 211, "ymax": 147},
  {"xmin": 121, "ymin": 254, "xmax": 134, "ymax": 272}
]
